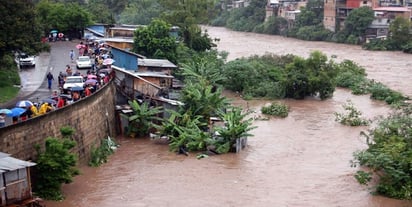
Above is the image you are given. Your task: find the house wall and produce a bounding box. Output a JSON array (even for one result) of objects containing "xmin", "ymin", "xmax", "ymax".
[
  {"xmin": 137, "ymin": 66, "xmax": 172, "ymax": 75},
  {"xmin": 109, "ymin": 29, "xmax": 135, "ymax": 38},
  {"xmin": 110, "ymin": 47, "xmax": 138, "ymax": 71},
  {"xmin": 324, "ymin": 0, "xmax": 337, "ymax": 31},
  {"xmin": 134, "ymin": 78, "xmax": 162, "ymax": 97},
  {"xmin": 106, "ymin": 41, "xmax": 133, "ymax": 51},
  {"xmin": 0, "ymin": 82, "xmax": 117, "ymax": 166}
]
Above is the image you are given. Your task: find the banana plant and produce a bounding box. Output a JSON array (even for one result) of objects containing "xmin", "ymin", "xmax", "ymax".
[
  {"xmin": 214, "ymin": 107, "xmax": 257, "ymax": 153},
  {"xmin": 122, "ymin": 100, "xmax": 163, "ymax": 137}
]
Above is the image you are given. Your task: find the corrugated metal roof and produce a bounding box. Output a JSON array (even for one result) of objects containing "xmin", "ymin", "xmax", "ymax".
[
  {"xmin": 0, "ymin": 153, "xmax": 36, "ymax": 172},
  {"xmin": 135, "ymin": 72, "xmax": 174, "ymax": 78},
  {"xmin": 138, "ymin": 59, "xmax": 177, "ymax": 68}
]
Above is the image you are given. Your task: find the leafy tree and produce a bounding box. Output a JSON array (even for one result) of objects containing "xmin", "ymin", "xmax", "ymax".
[
  {"xmin": 353, "ymin": 105, "xmax": 412, "ymax": 199},
  {"xmin": 340, "ymin": 6, "xmax": 374, "ymax": 43},
  {"xmin": 36, "ymin": 0, "xmax": 93, "ymax": 39},
  {"xmin": 86, "ymin": 0, "xmax": 116, "ymax": 24},
  {"xmin": 225, "ymin": 0, "xmax": 266, "ymax": 32},
  {"xmin": 158, "ymin": 0, "xmax": 216, "ymax": 51},
  {"xmin": 124, "ymin": 100, "xmax": 163, "ymax": 137},
  {"xmin": 118, "ymin": 0, "xmax": 164, "ymax": 25},
  {"xmin": 283, "ymin": 51, "xmax": 337, "ymax": 99},
  {"xmin": 132, "ymin": 19, "xmax": 179, "ymax": 63},
  {"xmin": 33, "ymin": 127, "xmax": 79, "ymax": 200},
  {"xmin": 259, "ymin": 16, "xmax": 288, "ymax": 35},
  {"xmin": 0, "ymin": 0, "xmax": 44, "ymax": 56},
  {"xmin": 388, "ymin": 16, "xmax": 412, "ymax": 50}
]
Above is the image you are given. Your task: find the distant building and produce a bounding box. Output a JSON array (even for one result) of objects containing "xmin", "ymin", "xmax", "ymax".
[{"xmin": 323, "ymin": 0, "xmax": 412, "ymax": 33}]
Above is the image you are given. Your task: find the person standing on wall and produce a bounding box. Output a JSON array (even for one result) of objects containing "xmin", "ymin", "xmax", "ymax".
[{"xmin": 46, "ymin": 72, "xmax": 54, "ymax": 90}]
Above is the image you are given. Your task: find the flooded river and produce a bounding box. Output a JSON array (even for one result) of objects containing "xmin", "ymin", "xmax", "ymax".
[{"xmin": 46, "ymin": 27, "xmax": 412, "ymax": 207}]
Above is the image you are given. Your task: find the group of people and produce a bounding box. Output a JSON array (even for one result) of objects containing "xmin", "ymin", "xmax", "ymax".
[{"xmin": 0, "ymin": 41, "xmax": 115, "ymax": 128}]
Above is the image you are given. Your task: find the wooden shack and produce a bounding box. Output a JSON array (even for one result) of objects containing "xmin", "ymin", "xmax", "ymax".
[{"xmin": 0, "ymin": 152, "xmax": 36, "ymax": 207}]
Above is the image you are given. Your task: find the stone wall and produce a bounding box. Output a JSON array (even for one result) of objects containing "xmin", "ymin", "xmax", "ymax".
[{"xmin": 0, "ymin": 82, "xmax": 117, "ymax": 165}]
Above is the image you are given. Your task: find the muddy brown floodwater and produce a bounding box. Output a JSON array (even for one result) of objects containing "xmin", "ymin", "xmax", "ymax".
[{"xmin": 45, "ymin": 27, "xmax": 412, "ymax": 207}]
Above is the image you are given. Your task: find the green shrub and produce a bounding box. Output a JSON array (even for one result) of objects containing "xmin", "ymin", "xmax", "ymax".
[
  {"xmin": 261, "ymin": 102, "xmax": 289, "ymax": 118},
  {"xmin": 33, "ymin": 127, "xmax": 79, "ymax": 200},
  {"xmin": 369, "ymin": 82, "xmax": 406, "ymax": 105},
  {"xmin": 89, "ymin": 137, "xmax": 118, "ymax": 167},
  {"xmin": 353, "ymin": 109, "xmax": 412, "ymax": 199},
  {"xmin": 334, "ymin": 100, "xmax": 369, "ymax": 126}
]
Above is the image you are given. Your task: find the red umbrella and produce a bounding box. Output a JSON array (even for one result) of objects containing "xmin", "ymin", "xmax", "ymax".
[
  {"xmin": 76, "ymin": 44, "xmax": 85, "ymax": 49},
  {"xmin": 84, "ymin": 79, "xmax": 98, "ymax": 86},
  {"xmin": 87, "ymin": 74, "xmax": 97, "ymax": 79},
  {"xmin": 103, "ymin": 58, "xmax": 115, "ymax": 65}
]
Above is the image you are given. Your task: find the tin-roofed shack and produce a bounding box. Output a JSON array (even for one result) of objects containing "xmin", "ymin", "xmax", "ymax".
[{"xmin": 0, "ymin": 152, "xmax": 39, "ymax": 207}]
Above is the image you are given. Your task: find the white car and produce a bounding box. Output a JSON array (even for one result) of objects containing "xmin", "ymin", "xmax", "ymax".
[
  {"xmin": 15, "ymin": 52, "xmax": 35, "ymax": 68},
  {"xmin": 76, "ymin": 56, "xmax": 92, "ymax": 69},
  {"xmin": 63, "ymin": 76, "xmax": 84, "ymax": 93}
]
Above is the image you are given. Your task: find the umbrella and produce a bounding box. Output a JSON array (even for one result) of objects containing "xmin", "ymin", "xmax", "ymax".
[
  {"xmin": 9, "ymin": 107, "xmax": 25, "ymax": 117},
  {"xmin": 50, "ymin": 29, "xmax": 58, "ymax": 34},
  {"xmin": 0, "ymin": 109, "xmax": 12, "ymax": 115},
  {"xmin": 42, "ymin": 98, "xmax": 57, "ymax": 105},
  {"xmin": 99, "ymin": 68, "xmax": 112, "ymax": 73},
  {"xmin": 103, "ymin": 58, "xmax": 115, "ymax": 65},
  {"xmin": 76, "ymin": 44, "xmax": 86, "ymax": 49},
  {"xmin": 16, "ymin": 100, "xmax": 33, "ymax": 108},
  {"xmin": 70, "ymin": 86, "xmax": 84, "ymax": 92},
  {"xmin": 59, "ymin": 94, "xmax": 72, "ymax": 100},
  {"xmin": 87, "ymin": 74, "xmax": 97, "ymax": 79},
  {"xmin": 84, "ymin": 79, "xmax": 98, "ymax": 85}
]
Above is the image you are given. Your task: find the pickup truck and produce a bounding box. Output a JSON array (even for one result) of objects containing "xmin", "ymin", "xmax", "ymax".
[
  {"xmin": 62, "ymin": 76, "xmax": 84, "ymax": 94},
  {"xmin": 15, "ymin": 52, "xmax": 36, "ymax": 68}
]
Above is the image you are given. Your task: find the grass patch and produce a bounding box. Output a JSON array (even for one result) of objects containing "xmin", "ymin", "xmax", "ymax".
[{"xmin": 0, "ymin": 86, "xmax": 19, "ymax": 104}]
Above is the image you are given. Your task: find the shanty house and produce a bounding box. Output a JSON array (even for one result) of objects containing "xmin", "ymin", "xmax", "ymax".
[{"xmin": 0, "ymin": 152, "xmax": 36, "ymax": 207}]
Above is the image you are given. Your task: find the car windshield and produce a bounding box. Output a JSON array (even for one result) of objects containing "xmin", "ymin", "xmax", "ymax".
[
  {"xmin": 20, "ymin": 54, "xmax": 29, "ymax": 58},
  {"xmin": 66, "ymin": 78, "xmax": 83, "ymax": 83},
  {"xmin": 78, "ymin": 57, "xmax": 90, "ymax": 61}
]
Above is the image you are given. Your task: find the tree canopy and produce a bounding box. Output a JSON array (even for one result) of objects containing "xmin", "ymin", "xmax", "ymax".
[
  {"xmin": 341, "ymin": 6, "xmax": 374, "ymax": 39},
  {"xmin": 36, "ymin": 0, "xmax": 93, "ymax": 38},
  {"xmin": 0, "ymin": 0, "xmax": 44, "ymax": 56},
  {"xmin": 132, "ymin": 19, "xmax": 179, "ymax": 63}
]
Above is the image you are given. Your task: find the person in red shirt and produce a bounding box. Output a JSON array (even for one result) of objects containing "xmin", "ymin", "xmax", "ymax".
[
  {"xmin": 85, "ymin": 85, "xmax": 92, "ymax": 96},
  {"xmin": 57, "ymin": 97, "xmax": 65, "ymax": 108}
]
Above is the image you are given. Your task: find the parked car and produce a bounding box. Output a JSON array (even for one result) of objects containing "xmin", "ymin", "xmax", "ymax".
[
  {"xmin": 76, "ymin": 56, "xmax": 92, "ymax": 69},
  {"xmin": 14, "ymin": 52, "xmax": 35, "ymax": 68},
  {"xmin": 62, "ymin": 76, "xmax": 84, "ymax": 94}
]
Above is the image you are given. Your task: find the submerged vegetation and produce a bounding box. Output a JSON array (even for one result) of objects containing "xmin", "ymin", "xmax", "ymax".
[
  {"xmin": 353, "ymin": 104, "xmax": 412, "ymax": 200},
  {"xmin": 334, "ymin": 100, "xmax": 369, "ymax": 126},
  {"xmin": 261, "ymin": 102, "xmax": 289, "ymax": 118}
]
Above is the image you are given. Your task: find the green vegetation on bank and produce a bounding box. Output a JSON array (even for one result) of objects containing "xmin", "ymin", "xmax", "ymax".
[
  {"xmin": 0, "ymin": 55, "xmax": 21, "ymax": 104},
  {"xmin": 353, "ymin": 104, "xmax": 412, "ymax": 200},
  {"xmin": 33, "ymin": 126, "xmax": 79, "ymax": 201}
]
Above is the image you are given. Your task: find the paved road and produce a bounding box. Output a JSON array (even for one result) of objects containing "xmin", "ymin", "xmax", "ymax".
[{"xmin": 1, "ymin": 40, "xmax": 81, "ymax": 108}]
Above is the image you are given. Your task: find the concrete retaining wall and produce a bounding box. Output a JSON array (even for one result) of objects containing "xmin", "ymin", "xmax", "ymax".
[{"xmin": 0, "ymin": 82, "xmax": 117, "ymax": 165}]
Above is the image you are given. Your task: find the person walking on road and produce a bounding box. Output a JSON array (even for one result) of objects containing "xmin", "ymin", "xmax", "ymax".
[
  {"xmin": 70, "ymin": 49, "xmax": 75, "ymax": 61},
  {"xmin": 46, "ymin": 72, "xmax": 54, "ymax": 90}
]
